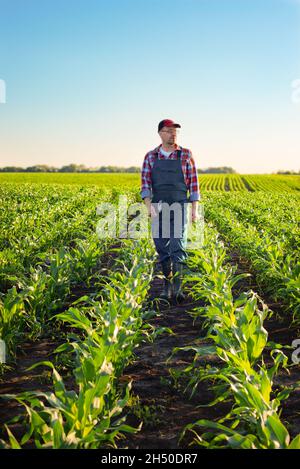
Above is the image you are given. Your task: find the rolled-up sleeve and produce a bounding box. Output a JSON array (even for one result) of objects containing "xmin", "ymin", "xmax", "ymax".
[
  {"xmin": 141, "ymin": 153, "xmax": 152, "ymax": 199},
  {"xmin": 187, "ymin": 151, "xmax": 200, "ymax": 201}
]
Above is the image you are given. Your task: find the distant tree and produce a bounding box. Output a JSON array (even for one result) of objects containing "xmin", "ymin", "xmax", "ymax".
[
  {"xmin": 1, "ymin": 164, "xmax": 239, "ymax": 174},
  {"xmin": 126, "ymin": 166, "xmax": 140, "ymax": 173},
  {"xmin": 198, "ymin": 166, "xmax": 236, "ymax": 174},
  {"xmin": 25, "ymin": 165, "xmax": 56, "ymax": 172},
  {"xmin": 0, "ymin": 166, "xmax": 25, "ymax": 172},
  {"xmin": 276, "ymin": 170, "xmax": 299, "ymax": 175},
  {"xmin": 60, "ymin": 164, "xmax": 83, "ymax": 172}
]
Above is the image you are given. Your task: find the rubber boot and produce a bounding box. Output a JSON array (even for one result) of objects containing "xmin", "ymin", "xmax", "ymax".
[
  {"xmin": 172, "ymin": 261, "xmax": 185, "ymax": 303},
  {"xmin": 159, "ymin": 259, "xmax": 172, "ymax": 300}
]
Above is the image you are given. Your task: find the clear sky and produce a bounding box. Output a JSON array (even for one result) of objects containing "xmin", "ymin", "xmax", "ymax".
[{"xmin": 0, "ymin": 0, "xmax": 299, "ymax": 173}]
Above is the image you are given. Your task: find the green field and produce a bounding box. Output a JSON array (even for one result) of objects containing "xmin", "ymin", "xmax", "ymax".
[
  {"xmin": 1, "ymin": 172, "xmax": 300, "ymax": 192},
  {"xmin": 0, "ymin": 173, "xmax": 299, "ymax": 449}
]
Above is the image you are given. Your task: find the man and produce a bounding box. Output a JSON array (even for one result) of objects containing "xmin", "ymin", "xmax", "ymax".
[{"xmin": 141, "ymin": 119, "xmax": 200, "ymax": 302}]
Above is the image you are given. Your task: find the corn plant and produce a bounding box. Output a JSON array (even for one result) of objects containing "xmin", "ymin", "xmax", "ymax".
[
  {"xmin": 0, "ymin": 359, "xmax": 137, "ymax": 449},
  {"xmin": 0, "ymin": 287, "xmax": 28, "ymax": 360}
]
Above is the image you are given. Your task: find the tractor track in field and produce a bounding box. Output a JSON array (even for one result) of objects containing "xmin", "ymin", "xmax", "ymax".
[{"xmin": 241, "ymin": 176, "xmax": 255, "ymax": 192}]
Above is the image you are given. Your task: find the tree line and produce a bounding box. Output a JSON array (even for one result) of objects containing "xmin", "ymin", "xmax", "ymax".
[
  {"xmin": 1, "ymin": 164, "xmax": 298, "ymax": 174},
  {"xmin": 0, "ymin": 164, "xmax": 237, "ymax": 173}
]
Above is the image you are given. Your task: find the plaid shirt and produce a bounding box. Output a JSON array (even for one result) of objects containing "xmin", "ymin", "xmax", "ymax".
[{"xmin": 141, "ymin": 143, "xmax": 200, "ymax": 202}]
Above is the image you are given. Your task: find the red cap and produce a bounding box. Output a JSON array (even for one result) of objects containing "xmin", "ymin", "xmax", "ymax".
[{"xmin": 158, "ymin": 119, "xmax": 181, "ymax": 132}]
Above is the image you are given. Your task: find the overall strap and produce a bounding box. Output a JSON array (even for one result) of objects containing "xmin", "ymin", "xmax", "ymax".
[{"xmin": 154, "ymin": 148, "xmax": 181, "ymax": 159}]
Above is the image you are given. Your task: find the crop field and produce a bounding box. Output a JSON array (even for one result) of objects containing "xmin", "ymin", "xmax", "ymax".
[{"xmin": 0, "ymin": 173, "xmax": 300, "ymax": 449}]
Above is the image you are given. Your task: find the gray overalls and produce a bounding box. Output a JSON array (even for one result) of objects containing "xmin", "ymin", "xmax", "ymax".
[{"xmin": 151, "ymin": 149, "xmax": 189, "ymax": 264}]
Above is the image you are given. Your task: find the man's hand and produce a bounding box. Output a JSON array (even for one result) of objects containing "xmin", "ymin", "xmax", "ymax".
[
  {"xmin": 148, "ymin": 204, "xmax": 157, "ymax": 218},
  {"xmin": 191, "ymin": 210, "xmax": 198, "ymax": 223},
  {"xmin": 191, "ymin": 200, "xmax": 199, "ymax": 223},
  {"xmin": 144, "ymin": 197, "xmax": 157, "ymax": 218}
]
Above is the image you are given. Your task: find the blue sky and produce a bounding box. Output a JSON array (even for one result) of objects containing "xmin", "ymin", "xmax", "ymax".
[{"xmin": 0, "ymin": 0, "xmax": 299, "ymax": 173}]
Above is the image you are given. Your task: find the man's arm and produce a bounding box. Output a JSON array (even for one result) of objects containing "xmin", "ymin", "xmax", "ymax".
[
  {"xmin": 187, "ymin": 151, "xmax": 201, "ymax": 222},
  {"xmin": 141, "ymin": 153, "xmax": 152, "ymax": 200},
  {"xmin": 141, "ymin": 153, "xmax": 157, "ymax": 217}
]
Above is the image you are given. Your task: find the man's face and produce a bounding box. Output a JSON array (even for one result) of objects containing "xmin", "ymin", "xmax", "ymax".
[{"xmin": 159, "ymin": 126, "xmax": 179, "ymax": 145}]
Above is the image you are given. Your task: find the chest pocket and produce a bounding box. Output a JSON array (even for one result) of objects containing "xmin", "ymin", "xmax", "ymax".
[{"xmin": 164, "ymin": 166, "xmax": 177, "ymax": 173}]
